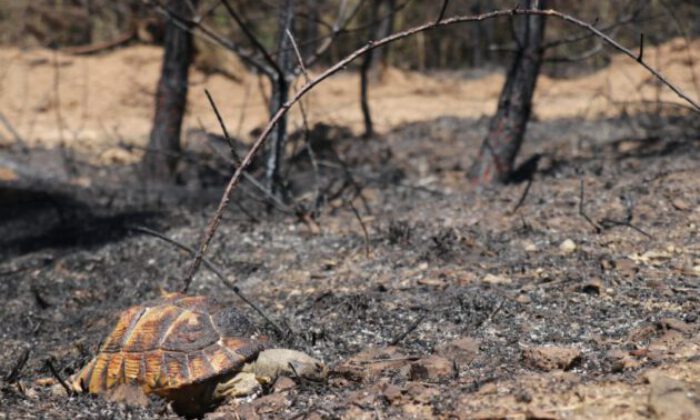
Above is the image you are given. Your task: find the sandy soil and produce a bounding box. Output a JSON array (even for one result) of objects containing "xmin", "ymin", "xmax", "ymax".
[{"xmin": 0, "ymin": 37, "xmax": 698, "ymax": 158}]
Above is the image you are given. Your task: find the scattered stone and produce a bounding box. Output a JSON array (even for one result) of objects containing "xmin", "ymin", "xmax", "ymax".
[
  {"xmin": 559, "ymin": 239, "xmax": 577, "ymax": 254},
  {"xmin": 657, "ymin": 318, "xmax": 692, "ymax": 334},
  {"xmin": 434, "ymin": 336, "xmax": 480, "ymax": 366},
  {"xmin": 521, "ymin": 240, "xmax": 538, "ymax": 252},
  {"xmin": 646, "ymin": 371, "xmax": 700, "ymax": 420},
  {"xmin": 381, "ymin": 383, "xmax": 403, "ymax": 404},
  {"xmin": 522, "ymin": 346, "xmax": 581, "ymax": 371},
  {"xmin": 525, "ymin": 407, "xmax": 558, "ymax": 420},
  {"xmin": 608, "ymin": 349, "xmax": 641, "ymax": 372},
  {"xmin": 0, "ymin": 166, "xmax": 18, "ymax": 181},
  {"xmin": 272, "ymin": 376, "xmax": 296, "ymax": 393},
  {"xmin": 405, "ymin": 382, "xmax": 440, "ymax": 404},
  {"xmin": 615, "ymin": 259, "xmax": 638, "ymax": 278},
  {"xmin": 99, "ymin": 147, "xmax": 135, "ymax": 165},
  {"xmin": 515, "ymin": 294, "xmax": 531, "ymax": 304},
  {"xmin": 250, "ymin": 393, "xmax": 291, "ymax": 415},
  {"xmin": 417, "ymin": 277, "xmax": 447, "ymax": 288},
  {"xmin": 335, "ymin": 346, "xmax": 412, "ymax": 382},
  {"xmin": 671, "ymin": 197, "xmax": 692, "ymax": 211},
  {"xmin": 482, "ymin": 273, "xmax": 511, "ymax": 285},
  {"xmin": 648, "ymin": 330, "xmax": 686, "ymax": 353},
  {"xmin": 409, "ymin": 355, "xmax": 455, "ymax": 381}
]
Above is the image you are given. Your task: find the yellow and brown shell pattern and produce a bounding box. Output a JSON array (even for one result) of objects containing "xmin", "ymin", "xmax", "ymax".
[{"xmin": 74, "ymin": 293, "xmax": 267, "ymax": 396}]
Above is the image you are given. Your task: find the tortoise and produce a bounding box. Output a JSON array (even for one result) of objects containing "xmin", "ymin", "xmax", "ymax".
[{"xmin": 69, "ymin": 293, "xmax": 327, "ymax": 417}]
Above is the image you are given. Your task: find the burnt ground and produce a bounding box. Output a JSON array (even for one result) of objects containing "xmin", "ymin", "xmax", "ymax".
[{"xmin": 1, "ymin": 111, "xmax": 700, "ymax": 419}]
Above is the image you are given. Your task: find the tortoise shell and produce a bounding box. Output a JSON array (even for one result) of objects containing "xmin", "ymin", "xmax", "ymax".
[{"xmin": 74, "ymin": 293, "xmax": 267, "ymax": 397}]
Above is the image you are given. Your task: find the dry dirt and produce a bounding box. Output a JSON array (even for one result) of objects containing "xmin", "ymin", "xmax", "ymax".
[
  {"xmin": 1, "ymin": 39, "xmax": 700, "ymax": 420},
  {"xmin": 0, "ymin": 37, "xmax": 698, "ymax": 158}
]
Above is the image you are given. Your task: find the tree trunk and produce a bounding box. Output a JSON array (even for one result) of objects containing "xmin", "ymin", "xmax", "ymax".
[
  {"xmin": 303, "ymin": 0, "xmax": 319, "ymax": 59},
  {"xmin": 471, "ymin": 1, "xmax": 483, "ymax": 68},
  {"xmin": 266, "ymin": 0, "xmax": 295, "ymax": 196},
  {"xmin": 359, "ymin": 0, "xmax": 382, "ymax": 139},
  {"xmin": 468, "ymin": 0, "xmax": 546, "ymax": 185},
  {"xmin": 371, "ymin": 0, "xmax": 395, "ymax": 78},
  {"xmin": 143, "ymin": 0, "xmax": 196, "ymax": 184}
]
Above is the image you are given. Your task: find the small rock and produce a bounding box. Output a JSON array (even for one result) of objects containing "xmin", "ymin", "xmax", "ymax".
[
  {"xmin": 234, "ymin": 404, "xmax": 260, "ymax": 420},
  {"xmin": 272, "ymin": 376, "xmax": 296, "ymax": 392},
  {"xmin": 381, "ymin": 383, "xmax": 403, "ymax": 404},
  {"xmin": 434, "ymin": 337, "xmax": 480, "ymax": 366},
  {"xmin": 0, "ymin": 167, "xmax": 19, "ymax": 181},
  {"xmin": 409, "ymin": 355, "xmax": 455, "ymax": 381},
  {"xmin": 478, "ymin": 382, "xmax": 497, "ymax": 395},
  {"xmin": 646, "ymin": 371, "xmax": 700, "ymax": 420},
  {"xmin": 615, "ymin": 259, "xmax": 638, "ymax": 278},
  {"xmin": 648, "ymin": 330, "xmax": 686, "ymax": 353},
  {"xmin": 515, "ymin": 294, "xmax": 531, "ymax": 304},
  {"xmin": 250, "ymin": 393, "xmax": 291, "ymax": 415},
  {"xmin": 525, "ymin": 407, "xmax": 558, "ymax": 420},
  {"xmin": 99, "ymin": 147, "xmax": 135, "ymax": 165},
  {"xmin": 559, "ymin": 239, "xmax": 577, "ymax": 254},
  {"xmin": 335, "ymin": 346, "xmax": 411, "ymax": 383},
  {"xmin": 482, "ymin": 273, "xmax": 511, "ymax": 285},
  {"xmin": 417, "ymin": 277, "xmax": 447, "ymax": 288},
  {"xmin": 522, "ymin": 346, "xmax": 581, "ymax": 371},
  {"xmin": 671, "ymin": 197, "xmax": 692, "ymax": 211},
  {"xmin": 521, "ymin": 240, "xmax": 538, "ymax": 252},
  {"xmin": 657, "ymin": 318, "xmax": 692, "ymax": 334},
  {"xmin": 607, "ymin": 350, "xmax": 640, "ymax": 372},
  {"xmin": 405, "ymin": 382, "xmax": 440, "ymax": 404}
]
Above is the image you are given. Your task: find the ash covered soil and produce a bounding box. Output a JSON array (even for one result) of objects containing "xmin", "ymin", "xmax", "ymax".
[{"xmin": 1, "ymin": 113, "xmax": 700, "ymax": 419}]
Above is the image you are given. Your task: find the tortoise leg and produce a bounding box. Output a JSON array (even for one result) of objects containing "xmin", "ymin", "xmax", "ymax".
[{"xmin": 213, "ymin": 372, "xmax": 262, "ymax": 400}]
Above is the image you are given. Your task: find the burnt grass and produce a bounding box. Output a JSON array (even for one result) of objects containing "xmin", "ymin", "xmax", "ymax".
[{"xmin": 1, "ymin": 112, "xmax": 700, "ymax": 418}]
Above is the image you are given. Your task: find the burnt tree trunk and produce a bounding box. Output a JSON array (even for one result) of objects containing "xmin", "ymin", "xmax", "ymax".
[
  {"xmin": 468, "ymin": 0, "xmax": 546, "ymax": 185},
  {"xmin": 359, "ymin": 0, "xmax": 382, "ymax": 139},
  {"xmin": 371, "ymin": 0, "xmax": 395, "ymax": 77},
  {"xmin": 359, "ymin": 0, "xmax": 395, "ymax": 139},
  {"xmin": 266, "ymin": 0, "xmax": 295, "ymax": 196},
  {"xmin": 303, "ymin": 0, "xmax": 319, "ymax": 58},
  {"xmin": 143, "ymin": 0, "xmax": 196, "ymax": 184}
]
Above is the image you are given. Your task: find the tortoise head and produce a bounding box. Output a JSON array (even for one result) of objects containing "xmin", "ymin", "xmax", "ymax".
[{"xmin": 250, "ymin": 349, "xmax": 328, "ymax": 382}]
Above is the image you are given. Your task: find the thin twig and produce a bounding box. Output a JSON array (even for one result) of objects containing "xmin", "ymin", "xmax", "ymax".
[
  {"xmin": 347, "ymin": 199, "xmax": 371, "ymax": 257},
  {"xmin": 600, "ymin": 218, "xmax": 653, "ymax": 239},
  {"xmin": 220, "ymin": 0, "xmax": 283, "ymax": 77},
  {"xmin": 0, "ymin": 112, "xmax": 29, "ymax": 152},
  {"xmin": 4, "ymin": 348, "xmax": 30, "ymax": 384},
  {"xmin": 286, "ymin": 29, "xmax": 309, "ymax": 82},
  {"xmin": 204, "ymin": 89, "xmax": 240, "ymax": 162},
  {"xmin": 390, "ymin": 313, "xmax": 426, "ymax": 345},
  {"xmin": 510, "ymin": 177, "xmax": 533, "ymax": 214},
  {"xmin": 579, "ymin": 179, "xmax": 601, "ymax": 233},
  {"xmin": 128, "ymin": 225, "xmax": 287, "ymax": 338},
  {"xmin": 636, "ymin": 33, "xmax": 644, "ymax": 62},
  {"xmin": 436, "ymin": 0, "xmax": 449, "ymax": 24},
  {"xmin": 45, "ymin": 358, "xmax": 71, "ymax": 396},
  {"xmin": 236, "ymin": 83, "xmax": 252, "ymax": 138},
  {"xmin": 185, "ymin": 7, "xmax": 700, "ymax": 284},
  {"xmin": 476, "ymin": 299, "xmax": 505, "ymax": 330}
]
